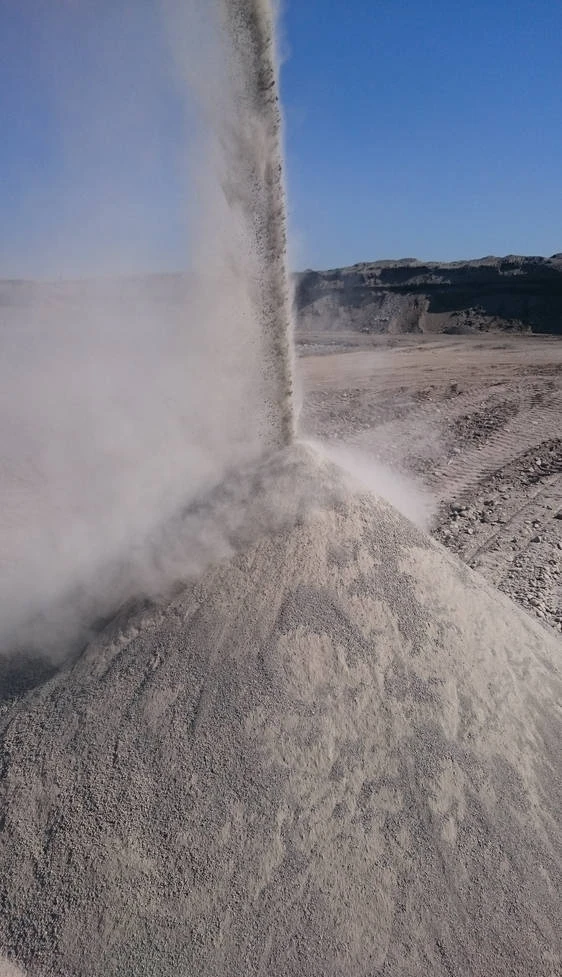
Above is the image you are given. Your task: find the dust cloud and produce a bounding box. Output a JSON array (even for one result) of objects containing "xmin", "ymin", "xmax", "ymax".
[
  {"xmin": 0, "ymin": 0, "xmax": 293, "ymax": 657},
  {"xmin": 317, "ymin": 441, "xmax": 435, "ymax": 530},
  {"xmin": 0, "ymin": 0, "xmax": 425, "ymax": 662}
]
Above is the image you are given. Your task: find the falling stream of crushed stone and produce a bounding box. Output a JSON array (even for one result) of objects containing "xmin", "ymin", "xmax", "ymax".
[{"xmin": 220, "ymin": 0, "xmax": 295, "ymax": 447}]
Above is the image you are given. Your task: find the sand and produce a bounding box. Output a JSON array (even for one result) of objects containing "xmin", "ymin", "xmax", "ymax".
[{"xmin": 0, "ymin": 444, "xmax": 560, "ymax": 977}]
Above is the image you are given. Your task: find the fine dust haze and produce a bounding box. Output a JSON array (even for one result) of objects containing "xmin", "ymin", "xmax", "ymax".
[
  {"xmin": 0, "ymin": 0, "xmax": 293, "ymax": 657},
  {"xmin": 0, "ymin": 0, "xmax": 428, "ymax": 661}
]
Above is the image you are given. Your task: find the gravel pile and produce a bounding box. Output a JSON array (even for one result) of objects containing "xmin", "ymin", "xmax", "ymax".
[{"xmin": 0, "ymin": 447, "xmax": 560, "ymax": 977}]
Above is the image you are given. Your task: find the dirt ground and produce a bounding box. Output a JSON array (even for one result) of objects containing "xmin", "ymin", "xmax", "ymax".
[{"xmin": 298, "ymin": 332, "xmax": 562, "ymax": 635}]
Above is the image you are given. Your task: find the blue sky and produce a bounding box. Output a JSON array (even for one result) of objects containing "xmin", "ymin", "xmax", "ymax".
[{"xmin": 1, "ymin": 0, "xmax": 561, "ymax": 276}]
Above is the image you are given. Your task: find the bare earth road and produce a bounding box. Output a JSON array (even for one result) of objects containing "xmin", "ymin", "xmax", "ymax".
[{"xmin": 299, "ymin": 333, "xmax": 562, "ymax": 634}]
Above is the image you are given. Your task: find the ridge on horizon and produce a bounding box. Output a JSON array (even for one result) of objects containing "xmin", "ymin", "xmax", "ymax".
[
  {"xmin": 299, "ymin": 251, "xmax": 562, "ymax": 275},
  {"xmin": 2, "ymin": 251, "xmax": 562, "ymax": 286}
]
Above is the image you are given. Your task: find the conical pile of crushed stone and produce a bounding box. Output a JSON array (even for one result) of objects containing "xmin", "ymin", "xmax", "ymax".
[{"xmin": 0, "ymin": 446, "xmax": 560, "ymax": 977}]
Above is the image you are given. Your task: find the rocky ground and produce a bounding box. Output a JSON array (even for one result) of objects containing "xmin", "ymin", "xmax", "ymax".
[{"xmin": 298, "ymin": 332, "xmax": 562, "ymax": 635}]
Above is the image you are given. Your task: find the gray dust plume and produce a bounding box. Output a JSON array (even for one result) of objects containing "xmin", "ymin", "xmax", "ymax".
[{"xmin": 0, "ymin": 0, "xmax": 294, "ymax": 657}]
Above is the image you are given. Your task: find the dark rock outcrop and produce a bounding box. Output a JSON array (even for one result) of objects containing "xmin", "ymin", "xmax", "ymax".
[{"xmin": 294, "ymin": 254, "xmax": 562, "ymax": 335}]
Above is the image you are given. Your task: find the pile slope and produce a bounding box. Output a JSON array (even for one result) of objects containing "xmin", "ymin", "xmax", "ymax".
[{"xmin": 0, "ymin": 448, "xmax": 560, "ymax": 977}]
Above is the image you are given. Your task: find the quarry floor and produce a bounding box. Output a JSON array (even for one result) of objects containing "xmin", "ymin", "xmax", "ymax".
[{"xmin": 298, "ymin": 332, "xmax": 562, "ymax": 635}]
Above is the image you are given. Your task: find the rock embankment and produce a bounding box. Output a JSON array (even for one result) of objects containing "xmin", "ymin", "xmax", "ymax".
[{"xmin": 295, "ymin": 254, "xmax": 562, "ymax": 335}]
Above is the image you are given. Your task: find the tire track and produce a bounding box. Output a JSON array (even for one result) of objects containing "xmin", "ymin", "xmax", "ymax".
[
  {"xmin": 464, "ymin": 478, "xmax": 561, "ymax": 566},
  {"xmin": 434, "ymin": 449, "xmax": 562, "ymax": 633},
  {"xmin": 427, "ymin": 394, "xmax": 562, "ymax": 505}
]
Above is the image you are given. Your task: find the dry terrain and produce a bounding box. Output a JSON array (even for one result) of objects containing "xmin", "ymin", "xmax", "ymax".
[{"xmin": 298, "ymin": 332, "xmax": 562, "ymax": 634}]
